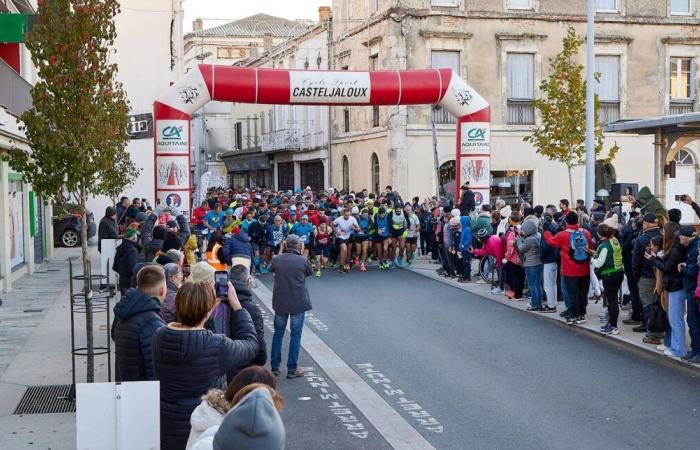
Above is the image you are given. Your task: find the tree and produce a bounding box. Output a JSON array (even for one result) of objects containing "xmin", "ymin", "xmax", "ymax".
[
  {"xmin": 524, "ymin": 26, "xmax": 619, "ymax": 202},
  {"xmin": 2, "ymin": 0, "xmax": 139, "ymax": 381}
]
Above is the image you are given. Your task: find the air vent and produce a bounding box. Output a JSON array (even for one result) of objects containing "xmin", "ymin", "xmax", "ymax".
[{"xmin": 14, "ymin": 385, "xmax": 75, "ymax": 415}]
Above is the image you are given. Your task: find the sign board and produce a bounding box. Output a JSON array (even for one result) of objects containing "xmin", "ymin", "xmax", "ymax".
[
  {"xmin": 460, "ymin": 122, "xmax": 490, "ymax": 155},
  {"xmin": 289, "ymin": 71, "xmax": 371, "ymax": 104},
  {"xmin": 100, "ymin": 239, "xmax": 119, "ymax": 285},
  {"xmin": 127, "ymin": 113, "xmax": 153, "ymax": 140},
  {"xmin": 155, "ymin": 119, "xmax": 189, "ymax": 153},
  {"xmin": 76, "ymin": 381, "xmax": 160, "ymax": 450},
  {"xmin": 156, "ymin": 155, "xmax": 190, "ymax": 190}
]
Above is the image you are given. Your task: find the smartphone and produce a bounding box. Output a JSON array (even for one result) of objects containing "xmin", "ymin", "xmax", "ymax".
[
  {"xmin": 675, "ymin": 194, "xmax": 687, "ymax": 202},
  {"xmin": 214, "ymin": 271, "xmax": 228, "ymax": 298}
]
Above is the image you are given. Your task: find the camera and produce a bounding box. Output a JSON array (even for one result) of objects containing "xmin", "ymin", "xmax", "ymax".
[{"xmin": 675, "ymin": 194, "xmax": 687, "ymax": 202}]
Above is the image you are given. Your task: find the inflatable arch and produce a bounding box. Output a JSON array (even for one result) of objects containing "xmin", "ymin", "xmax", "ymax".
[{"xmin": 154, "ymin": 65, "xmax": 490, "ymax": 213}]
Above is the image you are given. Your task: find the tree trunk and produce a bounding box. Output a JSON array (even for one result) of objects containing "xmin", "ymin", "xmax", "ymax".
[
  {"xmin": 79, "ymin": 184, "xmax": 94, "ymax": 383},
  {"xmin": 567, "ymin": 165, "xmax": 574, "ymax": 205}
]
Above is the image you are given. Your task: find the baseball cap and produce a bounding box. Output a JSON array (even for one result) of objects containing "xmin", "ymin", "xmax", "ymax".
[
  {"xmin": 643, "ymin": 213, "xmax": 658, "ymax": 223},
  {"xmin": 678, "ymin": 225, "xmax": 697, "ymax": 238}
]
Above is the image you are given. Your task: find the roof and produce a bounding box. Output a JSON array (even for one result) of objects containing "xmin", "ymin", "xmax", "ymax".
[
  {"xmin": 188, "ymin": 13, "xmax": 312, "ymax": 38},
  {"xmin": 604, "ymin": 112, "xmax": 700, "ymax": 135}
]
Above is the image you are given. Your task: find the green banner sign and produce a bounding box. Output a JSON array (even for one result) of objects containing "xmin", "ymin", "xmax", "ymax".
[{"xmin": 0, "ymin": 14, "xmax": 30, "ymax": 43}]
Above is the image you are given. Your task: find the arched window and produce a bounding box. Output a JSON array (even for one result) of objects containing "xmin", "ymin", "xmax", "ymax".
[
  {"xmin": 674, "ymin": 149, "xmax": 695, "ymax": 165},
  {"xmin": 439, "ymin": 160, "xmax": 456, "ymax": 201},
  {"xmin": 342, "ymin": 155, "xmax": 350, "ymax": 192},
  {"xmin": 371, "ymin": 153, "xmax": 380, "ymax": 194},
  {"xmin": 595, "ymin": 160, "xmax": 616, "ymax": 195}
]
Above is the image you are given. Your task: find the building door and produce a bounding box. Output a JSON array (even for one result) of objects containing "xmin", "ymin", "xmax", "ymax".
[
  {"xmin": 278, "ymin": 163, "xmax": 294, "ymax": 191},
  {"xmin": 300, "ymin": 161, "xmax": 324, "ymax": 192},
  {"xmin": 665, "ymin": 149, "xmax": 697, "ymax": 224}
]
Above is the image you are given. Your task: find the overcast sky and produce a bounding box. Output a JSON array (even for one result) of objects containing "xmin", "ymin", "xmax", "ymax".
[{"xmin": 182, "ymin": 0, "xmax": 331, "ymax": 33}]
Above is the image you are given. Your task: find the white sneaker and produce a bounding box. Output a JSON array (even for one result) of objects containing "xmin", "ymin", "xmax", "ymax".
[
  {"xmin": 656, "ymin": 344, "xmax": 667, "ymax": 351},
  {"xmin": 664, "ymin": 349, "xmax": 678, "ymax": 358},
  {"xmin": 491, "ymin": 288, "xmax": 504, "ymax": 295}
]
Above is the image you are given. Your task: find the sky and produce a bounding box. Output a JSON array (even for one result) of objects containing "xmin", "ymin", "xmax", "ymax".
[{"xmin": 182, "ymin": 0, "xmax": 331, "ymax": 33}]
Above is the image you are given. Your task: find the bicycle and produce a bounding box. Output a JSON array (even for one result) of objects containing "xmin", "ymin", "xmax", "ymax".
[{"xmin": 479, "ymin": 255, "xmax": 500, "ymax": 285}]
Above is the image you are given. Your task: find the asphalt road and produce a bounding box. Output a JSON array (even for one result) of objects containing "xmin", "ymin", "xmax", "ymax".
[{"xmin": 257, "ymin": 267, "xmax": 700, "ymax": 450}]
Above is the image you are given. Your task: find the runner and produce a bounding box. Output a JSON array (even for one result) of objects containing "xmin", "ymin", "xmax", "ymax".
[
  {"xmin": 374, "ymin": 207, "xmax": 391, "ymax": 269},
  {"xmin": 353, "ymin": 207, "xmax": 373, "ymax": 272},
  {"xmin": 314, "ymin": 220, "xmax": 333, "ymax": 277},
  {"xmin": 404, "ymin": 204, "xmax": 420, "ymax": 265},
  {"xmin": 290, "ymin": 215, "xmax": 314, "ymax": 259},
  {"xmin": 388, "ymin": 203, "xmax": 408, "ymax": 267},
  {"xmin": 331, "ymin": 208, "xmax": 360, "ymax": 273}
]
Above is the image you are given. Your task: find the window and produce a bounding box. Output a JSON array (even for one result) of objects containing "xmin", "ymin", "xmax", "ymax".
[
  {"xmin": 372, "ymin": 106, "xmax": 380, "ymax": 127},
  {"xmin": 595, "ymin": 55, "xmax": 620, "ymax": 125},
  {"xmin": 674, "ymin": 148, "xmax": 695, "ymax": 165},
  {"xmin": 595, "ymin": 160, "xmax": 616, "ymax": 195},
  {"xmin": 490, "ymin": 170, "xmax": 533, "ymax": 205},
  {"xmin": 596, "ymin": 0, "xmax": 617, "ymax": 12},
  {"xmin": 506, "ymin": 53, "xmax": 535, "ymax": 125},
  {"xmin": 371, "ymin": 153, "xmax": 380, "ymax": 194},
  {"xmin": 431, "ymin": 0, "xmax": 458, "ymax": 6},
  {"xmin": 439, "ymin": 160, "xmax": 456, "ymax": 201},
  {"xmin": 343, "ymin": 108, "xmax": 350, "ymax": 132},
  {"xmin": 370, "ymin": 0, "xmax": 380, "ymax": 13},
  {"xmin": 268, "ymin": 110, "xmax": 274, "ymax": 133},
  {"xmin": 431, "ymin": 50, "xmax": 460, "ymax": 124},
  {"xmin": 507, "ymin": 0, "xmax": 532, "ymax": 9},
  {"xmin": 671, "ymin": 0, "xmax": 692, "ymax": 14},
  {"xmin": 670, "ymin": 57, "xmax": 696, "ymax": 114},
  {"xmin": 234, "ymin": 122, "xmax": 242, "ymax": 150},
  {"xmin": 342, "ymin": 156, "xmax": 350, "ymax": 192}
]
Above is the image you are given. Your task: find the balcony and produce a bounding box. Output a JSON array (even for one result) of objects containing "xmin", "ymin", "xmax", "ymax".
[
  {"xmin": 262, "ymin": 129, "xmax": 300, "ymax": 152},
  {"xmin": 669, "ymin": 100, "xmax": 695, "ymax": 115},
  {"xmin": 598, "ymin": 101, "xmax": 620, "ymax": 125},
  {"xmin": 0, "ymin": 58, "xmax": 32, "ymax": 116},
  {"xmin": 300, "ymin": 131, "xmax": 326, "ymax": 150},
  {"xmin": 507, "ymin": 99, "xmax": 535, "ymax": 125}
]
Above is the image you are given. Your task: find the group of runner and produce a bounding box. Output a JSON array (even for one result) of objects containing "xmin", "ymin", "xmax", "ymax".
[{"xmin": 191, "ymin": 186, "xmax": 425, "ymax": 275}]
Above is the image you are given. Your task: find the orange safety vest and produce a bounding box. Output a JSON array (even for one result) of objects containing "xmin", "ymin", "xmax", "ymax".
[{"xmin": 206, "ymin": 242, "xmax": 226, "ymax": 271}]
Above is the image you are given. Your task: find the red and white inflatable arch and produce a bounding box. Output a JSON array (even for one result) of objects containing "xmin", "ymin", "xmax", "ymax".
[{"xmin": 154, "ymin": 64, "xmax": 490, "ymax": 214}]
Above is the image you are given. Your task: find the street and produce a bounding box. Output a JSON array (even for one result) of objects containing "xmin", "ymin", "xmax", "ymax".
[{"xmin": 258, "ymin": 267, "xmax": 700, "ymax": 450}]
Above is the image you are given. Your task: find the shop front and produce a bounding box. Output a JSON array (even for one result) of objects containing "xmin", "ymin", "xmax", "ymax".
[{"xmin": 222, "ymin": 150, "xmax": 273, "ymax": 189}]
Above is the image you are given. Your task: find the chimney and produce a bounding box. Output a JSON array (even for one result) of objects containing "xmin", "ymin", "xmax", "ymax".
[
  {"xmin": 319, "ymin": 6, "xmax": 331, "ymax": 23},
  {"xmin": 250, "ymin": 43, "xmax": 259, "ymax": 58},
  {"xmin": 263, "ymin": 32, "xmax": 273, "ymax": 52},
  {"xmin": 193, "ymin": 18, "xmax": 203, "ymax": 32}
]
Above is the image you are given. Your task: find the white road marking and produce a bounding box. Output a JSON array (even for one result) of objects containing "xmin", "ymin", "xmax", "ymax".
[{"xmin": 252, "ymin": 282, "xmax": 435, "ymax": 450}]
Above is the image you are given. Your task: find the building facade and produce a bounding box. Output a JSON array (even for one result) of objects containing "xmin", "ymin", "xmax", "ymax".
[
  {"xmin": 224, "ymin": 7, "xmax": 332, "ymax": 191},
  {"xmin": 330, "ymin": 0, "xmax": 700, "ymax": 208}
]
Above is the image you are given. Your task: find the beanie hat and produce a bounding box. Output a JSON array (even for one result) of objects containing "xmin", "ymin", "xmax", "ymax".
[
  {"xmin": 155, "ymin": 254, "xmax": 175, "ymax": 266},
  {"xmin": 668, "ymin": 208, "xmax": 682, "ymax": 224},
  {"xmin": 124, "ymin": 227, "xmax": 140, "ymax": 240},
  {"xmin": 210, "ymin": 387, "xmax": 285, "ymax": 450},
  {"xmin": 565, "ymin": 211, "xmax": 579, "ymax": 225},
  {"xmin": 191, "ymin": 262, "xmax": 215, "ymax": 283},
  {"xmin": 643, "ymin": 213, "xmax": 658, "ymax": 224},
  {"xmin": 603, "ymin": 214, "xmax": 619, "ymax": 229},
  {"xmin": 135, "ymin": 211, "xmax": 148, "ymax": 223},
  {"xmin": 162, "ymin": 231, "xmax": 182, "ymax": 253},
  {"xmin": 450, "ymin": 208, "xmax": 461, "ymax": 218}
]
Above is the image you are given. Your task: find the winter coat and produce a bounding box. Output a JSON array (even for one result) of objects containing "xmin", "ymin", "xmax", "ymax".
[
  {"xmin": 98, "ymin": 215, "xmax": 119, "ymax": 253},
  {"xmin": 632, "ymin": 226, "xmax": 662, "ymax": 280},
  {"xmin": 470, "ymin": 213, "xmax": 492, "ymax": 237},
  {"xmin": 504, "ymin": 229, "xmax": 522, "ymax": 266},
  {"xmin": 459, "ymin": 216, "xmax": 473, "ymax": 252},
  {"xmin": 681, "ymin": 236, "xmax": 700, "ymax": 291},
  {"xmin": 459, "ymin": 190, "xmax": 476, "ymax": 215},
  {"xmin": 543, "ymin": 224, "xmax": 593, "ymax": 277},
  {"xmin": 232, "ymin": 280, "xmax": 267, "ymax": 366},
  {"xmin": 418, "ymin": 211, "xmax": 432, "ymax": 233},
  {"xmin": 151, "ymin": 310, "xmax": 259, "ymax": 450},
  {"xmin": 185, "ymin": 390, "xmax": 227, "ymax": 449},
  {"xmin": 162, "ymin": 281, "xmax": 179, "ymax": 323},
  {"xmin": 471, "ymin": 235, "xmax": 504, "ymax": 268},
  {"xmin": 636, "ymin": 186, "xmax": 668, "ymax": 219},
  {"xmin": 184, "ymin": 234, "xmax": 198, "ymax": 267},
  {"xmin": 270, "ymin": 250, "xmax": 313, "ymax": 315},
  {"xmin": 144, "ymin": 239, "xmax": 164, "ymax": 263},
  {"xmin": 222, "ymin": 231, "xmax": 254, "ymax": 265},
  {"xmin": 653, "ymin": 240, "xmax": 687, "ymax": 292},
  {"xmin": 539, "ymin": 220, "xmax": 560, "ymax": 265},
  {"xmin": 112, "ymin": 288, "xmax": 165, "ymax": 382},
  {"xmin": 113, "ymin": 239, "xmax": 141, "ymax": 291},
  {"xmin": 516, "ymin": 219, "xmax": 541, "ymax": 267}
]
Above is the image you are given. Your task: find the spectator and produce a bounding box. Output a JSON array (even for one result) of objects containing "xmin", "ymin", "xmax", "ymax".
[
  {"xmin": 458, "ymin": 182, "xmax": 476, "ymax": 215},
  {"xmin": 540, "ymin": 212, "xmax": 559, "ymax": 312},
  {"xmin": 116, "ymin": 196, "xmax": 130, "ymax": 226},
  {"xmin": 270, "ymin": 235, "xmax": 313, "ymax": 379},
  {"xmin": 517, "ymin": 217, "xmax": 544, "ymax": 311},
  {"xmin": 113, "ymin": 227, "xmax": 141, "ymax": 294},
  {"xmin": 98, "ymin": 206, "xmax": 119, "ymax": 254},
  {"xmin": 592, "ymin": 224, "xmax": 625, "ymax": 334},
  {"xmin": 680, "ymin": 195, "xmax": 700, "ymax": 363},
  {"xmin": 152, "ymin": 281, "xmax": 259, "ymax": 450},
  {"xmin": 112, "ymin": 265, "xmax": 166, "ymax": 382},
  {"xmin": 631, "ymin": 214, "xmax": 663, "ymax": 343},
  {"xmin": 161, "ymin": 263, "xmax": 183, "ymax": 323},
  {"xmin": 229, "ymin": 264, "xmax": 267, "ymax": 367}
]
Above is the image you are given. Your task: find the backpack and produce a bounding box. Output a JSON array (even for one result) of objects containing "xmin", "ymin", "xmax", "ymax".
[{"xmin": 569, "ymin": 229, "xmax": 590, "ymax": 263}]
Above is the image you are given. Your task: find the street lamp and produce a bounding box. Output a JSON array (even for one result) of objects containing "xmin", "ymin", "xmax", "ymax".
[{"xmin": 585, "ymin": 0, "xmax": 596, "ymax": 209}]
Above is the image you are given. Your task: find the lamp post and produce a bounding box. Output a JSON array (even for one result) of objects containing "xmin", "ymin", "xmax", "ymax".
[
  {"xmin": 431, "ymin": 105, "xmax": 441, "ymax": 198},
  {"xmin": 585, "ymin": 0, "xmax": 596, "ymax": 209}
]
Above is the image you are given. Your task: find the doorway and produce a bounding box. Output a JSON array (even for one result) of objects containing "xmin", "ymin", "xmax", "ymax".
[{"xmin": 665, "ymin": 149, "xmax": 697, "ymax": 223}]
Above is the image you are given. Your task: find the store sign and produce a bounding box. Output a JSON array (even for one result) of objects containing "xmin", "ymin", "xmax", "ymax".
[
  {"xmin": 127, "ymin": 113, "xmax": 153, "ymax": 140},
  {"xmin": 156, "ymin": 190, "xmax": 190, "ymax": 217},
  {"xmin": 460, "ymin": 122, "xmax": 490, "ymax": 154},
  {"xmin": 289, "ymin": 71, "xmax": 371, "ymax": 104},
  {"xmin": 156, "ymin": 120, "xmax": 189, "ymax": 153}
]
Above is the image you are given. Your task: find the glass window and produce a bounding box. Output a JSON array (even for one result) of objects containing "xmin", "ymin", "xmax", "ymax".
[
  {"xmin": 371, "ymin": 153, "xmax": 380, "ymax": 194},
  {"xmin": 507, "ymin": 0, "xmax": 532, "ymax": 8},
  {"xmin": 507, "ymin": 53, "xmax": 535, "ymax": 125},
  {"xmin": 490, "ymin": 170, "xmax": 533, "ymax": 205},
  {"xmin": 596, "ymin": 0, "xmax": 617, "ymax": 11},
  {"xmin": 439, "ymin": 160, "xmax": 456, "ymax": 202},
  {"xmin": 671, "ymin": 0, "xmax": 692, "ymax": 14},
  {"xmin": 342, "ymin": 156, "xmax": 350, "ymax": 192},
  {"xmin": 670, "ymin": 57, "xmax": 694, "ymax": 99}
]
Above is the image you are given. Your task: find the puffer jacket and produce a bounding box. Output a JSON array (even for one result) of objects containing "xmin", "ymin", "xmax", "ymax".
[
  {"xmin": 112, "ymin": 288, "xmax": 164, "ymax": 382},
  {"xmin": 185, "ymin": 390, "xmax": 227, "ymax": 449},
  {"xmin": 470, "ymin": 212, "xmax": 493, "ymax": 237},
  {"xmin": 222, "ymin": 231, "xmax": 254, "ymax": 265},
  {"xmin": 161, "ymin": 281, "xmax": 179, "ymax": 323},
  {"xmin": 459, "ymin": 216, "xmax": 473, "ymax": 252},
  {"xmin": 539, "ymin": 220, "xmax": 559, "ymax": 264},
  {"xmin": 516, "ymin": 218, "xmax": 541, "ymax": 267},
  {"xmin": 151, "ymin": 310, "xmax": 258, "ymax": 450},
  {"xmin": 472, "ymin": 235, "xmax": 505, "ymax": 268},
  {"xmin": 504, "ymin": 229, "xmax": 522, "ymax": 266},
  {"xmin": 653, "ymin": 240, "xmax": 686, "ymax": 292},
  {"xmin": 112, "ymin": 239, "xmax": 141, "ymax": 291}
]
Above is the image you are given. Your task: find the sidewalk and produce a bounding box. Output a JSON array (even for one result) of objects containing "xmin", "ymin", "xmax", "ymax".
[
  {"xmin": 404, "ymin": 257, "xmax": 700, "ymax": 373},
  {"xmin": 0, "ymin": 246, "xmax": 109, "ymax": 450}
]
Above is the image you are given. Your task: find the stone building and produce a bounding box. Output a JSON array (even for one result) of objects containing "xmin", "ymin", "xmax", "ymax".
[{"xmin": 330, "ymin": 0, "xmax": 700, "ymax": 208}]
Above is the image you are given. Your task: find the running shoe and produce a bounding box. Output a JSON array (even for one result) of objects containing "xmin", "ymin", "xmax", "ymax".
[
  {"xmin": 490, "ymin": 287, "xmax": 504, "ymax": 295},
  {"xmin": 360, "ymin": 262, "xmax": 367, "ymax": 272},
  {"xmin": 664, "ymin": 349, "xmax": 680, "ymax": 358},
  {"xmin": 574, "ymin": 316, "xmax": 586, "ymax": 324},
  {"xmin": 540, "ymin": 306, "xmax": 556, "ymax": 313},
  {"xmin": 600, "ymin": 324, "xmax": 619, "ymax": 335},
  {"xmin": 656, "ymin": 344, "xmax": 668, "ymax": 351},
  {"xmin": 343, "ymin": 264, "xmax": 351, "ymax": 273},
  {"xmin": 315, "ymin": 269, "xmax": 322, "ymax": 278},
  {"xmin": 395, "ymin": 257, "xmax": 403, "ymax": 267},
  {"xmin": 354, "ymin": 257, "xmax": 360, "ymax": 266},
  {"xmin": 565, "ymin": 316, "xmax": 576, "ymax": 325}
]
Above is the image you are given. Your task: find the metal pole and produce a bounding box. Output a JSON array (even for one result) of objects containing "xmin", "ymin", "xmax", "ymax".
[
  {"xmin": 431, "ymin": 107, "xmax": 441, "ymax": 198},
  {"xmin": 326, "ymin": 13, "xmax": 334, "ymax": 190},
  {"xmin": 585, "ymin": 0, "xmax": 596, "ymax": 209}
]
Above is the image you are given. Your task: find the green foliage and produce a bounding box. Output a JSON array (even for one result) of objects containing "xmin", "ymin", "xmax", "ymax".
[
  {"xmin": 524, "ymin": 26, "xmax": 619, "ymax": 199},
  {"xmin": 3, "ymin": 0, "xmax": 140, "ymax": 209}
]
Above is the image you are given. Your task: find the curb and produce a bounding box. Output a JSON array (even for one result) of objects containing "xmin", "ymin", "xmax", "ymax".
[{"xmin": 402, "ymin": 263, "xmax": 700, "ymax": 377}]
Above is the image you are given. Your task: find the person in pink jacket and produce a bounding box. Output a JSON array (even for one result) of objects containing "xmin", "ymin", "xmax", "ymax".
[{"xmin": 503, "ymin": 213, "xmax": 525, "ymax": 299}]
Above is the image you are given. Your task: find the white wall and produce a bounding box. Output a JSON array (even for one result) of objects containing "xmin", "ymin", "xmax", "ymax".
[{"xmin": 86, "ymin": 0, "xmax": 180, "ymax": 216}]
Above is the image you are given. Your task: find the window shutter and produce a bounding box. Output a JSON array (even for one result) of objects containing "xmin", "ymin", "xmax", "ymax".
[
  {"xmin": 691, "ymin": 58, "xmax": 697, "ymax": 100},
  {"xmin": 595, "ymin": 56, "xmax": 619, "ymax": 102},
  {"xmin": 507, "ymin": 53, "xmax": 534, "ymax": 100},
  {"xmin": 431, "ymin": 50, "xmax": 460, "ymax": 76}
]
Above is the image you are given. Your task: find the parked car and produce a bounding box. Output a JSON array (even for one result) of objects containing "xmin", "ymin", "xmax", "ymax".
[{"xmin": 53, "ymin": 204, "xmax": 97, "ymax": 248}]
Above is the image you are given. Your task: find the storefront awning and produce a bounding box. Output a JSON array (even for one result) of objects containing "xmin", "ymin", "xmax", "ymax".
[
  {"xmin": 604, "ymin": 112, "xmax": 700, "ymax": 135},
  {"xmin": 222, "ymin": 152, "xmax": 271, "ymax": 173}
]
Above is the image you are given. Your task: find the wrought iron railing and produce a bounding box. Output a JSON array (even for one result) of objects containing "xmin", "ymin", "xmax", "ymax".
[
  {"xmin": 432, "ymin": 106, "xmax": 455, "ymax": 124},
  {"xmin": 507, "ymin": 99, "xmax": 534, "ymax": 125},
  {"xmin": 669, "ymin": 101, "xmax": 695, "ymax": 115},
  {"xmin": 262, "ymin": 129, "xmax": 300, "ymax": 152},
  {"xmin": 598, "ymin": 101, "xmax": 620, "ymax": 125}
]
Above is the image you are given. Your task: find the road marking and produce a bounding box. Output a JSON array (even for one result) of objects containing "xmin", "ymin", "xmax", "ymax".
[{"xmin": 252, "ymin": 281, "xmax": 435, "ymax": 450}]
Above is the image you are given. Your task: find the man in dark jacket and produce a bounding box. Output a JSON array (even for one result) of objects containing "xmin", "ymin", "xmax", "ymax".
[
  {"xmin": 230, "ymin": 264, "xmax": 267, "ymax": 366},
  {"xmin": 621, "ymin": 217, "xmax": 643, "ymax": 323},
  {"xmin": 222, "ymin": 230, "xmax": 254, "ymax": 267},
  {"xmin": 631, "ymin": 214, "xmax": 663, "ymax": 340},
  {"xmin": 98, "ymin": 206, "xmax": 119, "ymax": 254},
  {"xmin": 112, "ymin": 265, "xmax": 166, "ymax": 382},
  {"xmin": 458, "ymin": 182, "xmax": 476, "ymax": 215},
  {"xmin": 270, "ymin": 234, "xmax": 313, "ymax": 379},
  {"xmin": 681, "ymin": 194, "xmax": 700, "ymax": 362},
  {"xmin": 113, "ymin": 228, "xmax": 142, "ymax": 294}
]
